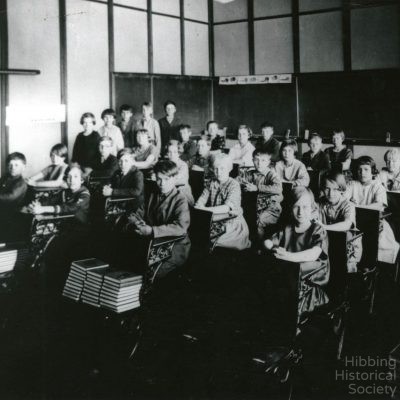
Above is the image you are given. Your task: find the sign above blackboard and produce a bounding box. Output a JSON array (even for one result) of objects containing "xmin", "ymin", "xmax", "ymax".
[{"xmin": 219, "ymin": 74, "xmax": 292, "ymax": 85}]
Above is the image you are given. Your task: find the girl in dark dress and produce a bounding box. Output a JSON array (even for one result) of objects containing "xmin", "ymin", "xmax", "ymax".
[{"xmin": 325, "ymin": 130, "xmax": 352, "ymax": 179}]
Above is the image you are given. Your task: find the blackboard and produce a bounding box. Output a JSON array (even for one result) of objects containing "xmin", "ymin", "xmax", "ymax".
[
  {"xmin": 298, "ymin": 70, "xmax": 400, "ymax": 140},
  {"xmin": 213, "ymin": 81, "xmax": 297, "ymax": 137},
  {"xmin": 114, "ymin": 74, "xmax": 212, "ymax": 136}
]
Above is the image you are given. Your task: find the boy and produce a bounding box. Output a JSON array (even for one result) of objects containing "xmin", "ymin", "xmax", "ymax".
[
  {"xmin": 98, "ymin": 108, "xmax": 124, "ymax": 156},
  {"xmin": 135, "ymin": 102, "xmax": 161, "ymax": 156},
  {"xmin": 255, "ymin": 122, "xmax": 280, "ymax": 162},
  {"xmin": 178, "ymin": 124, "xmax": 197, "ymax": 165},
  {"xmin": 91, "ymin": 136, "xmax": 119, "ymax": 180},
  {"xmin": 205, "ymin": 120, "xmax": 225, "ymax": 152},
  {"xmin": 302, "ymin": 133, "xmax": 330, "ymax": 172},
  {"xmin": 117, "ymin": 104, "xmax": 138, "ymax": 148},
  {"xmin": 237, "ymin": 149, "xmax": 282, "ymax": 244},
  {"xmin": 0, "ymin": 152, "xmax": 29, "ymax": 241},
  {"xmin": 158, "ymin": 100, "xmax": 181, "ymax": 154},
  {"xmin": 191, "ymin": 139, "xmax": 212, "ymax": 177}
]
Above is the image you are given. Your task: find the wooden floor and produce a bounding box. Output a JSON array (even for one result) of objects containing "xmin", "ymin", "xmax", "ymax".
[{"xmin": 0, "ymin": 253, "xmax": 399, "ymax": 400}]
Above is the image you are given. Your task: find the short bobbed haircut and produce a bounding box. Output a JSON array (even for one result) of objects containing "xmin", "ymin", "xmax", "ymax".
[
  {"xmin": 99, "ymin": 136, "xmax": 114, "ymax": 146},
  {"xmin": 279, "ymin": 139, "xmax": 298, "ymax": 159},
  {"xmin": 238, "ymin": 124, "xmax": 252, "ymax": 138},
  {"xmin": 80, "ymin": 112, "xmax": 96, "ymax": 125},
  {"xmin": 206, "ymin": 120, "xmax": 218, "ymax": 130},
  {"xmin": 252, "ymin": 148, "xmax": 272, "ymax": 159},
  {"xmin": 356, "ymin": 155, "xmax": 378, "ymax": 176},
  {"xmin": 7, "ymin": 152, "xmax": 26, "ymax": 165},
  {"xmin": 101, "ymin": 108, "xmax": 116, "ymax": 120},
  {"xmin": 320, "ymin": 170, "xmax": 347, "ymax": 192},
  {"xmin": 50, "ymin": 143, "xmax": 68, "ymax": 158},
  {"xmin": 117, "ymin": 148, "xmax": 134, "ymax": 159},
  {"xmin": 332, "ymin": 130, "xmax": 345, "ymax": 141},
  {"xmin": 163, "ymin": 100, "xmax": 176, "ymax": 110},
  {"xmin": 308, "ymin": 133, "xmax": 323, "ymax": 145},
  {"xmin": 154, "ymin": 160, "xmax": 178, "ymax": 177},
  {"xmin": 287, "ymin": 186, "xmax": 316, "ymax": 211},
  {"xmin": 384, "ymin": 148, "xmax": 400, "ymax": 163}
]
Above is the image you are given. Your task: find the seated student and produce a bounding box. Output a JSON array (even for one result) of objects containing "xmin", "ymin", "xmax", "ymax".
[
  {"xmin": 302, "ymin": 133, "xmax": 330, "ymax": 172},
  {"xmin": 72, "ymin": 112, "xmax": 101, "ymax": 175},
  {"xmin": 204, "ymin": 120, "xmax": 225, "ymax": 152},
  {"xmin": 191, "ymin": 139, "xmax": 212, "ymax": 176},
  {"xmin": 275, "ymin": 139, "xmax": 310, "ymax": 187},
  {"xmin": 158, "ymin": 100, "xmax": 181, "ymax": 154},
  {"xmin": 237, "ymin": 148, "xmax": 282, "ymax": 244},
  {"xmin": 265, "ymin": 186, "xmax": 330, "ymax": 315},
  {"xmin": 0, "ymin": 152, "xmax": 29, "ymax": 241},
  {"xmin": 379, "ymin": 148, "xmax": 400, "ymax": 191},
  {"xmin": 318, "ymin": 171, "xmax": 362, "ymax": 272},
  {"xmin": 132, "ymin": 129, "xmax": 158, "ymax": 177},
  {"xmin": 255, "ymin": 122, "xmax": 280, "ymax": 162},
  {"xmin": 91, "ymin": 136, "xmax": 119, "ymax": 179},
  {"xmin": 102, "ymin": 148, "xmax": 144, "ymax": 212},
  {"xmin": 325, "ymin": 130, "xmax": 352, "ymax": 176},
  {"xmin": 195, "ymin": 154, "xmax": 251, "ymax": 251},
  {"xmin": 27, "ymin": 144, "xmax": 69, "ymax": 188},
  {"xmin": 117, "ymin": 104, "xmax": 137, "ymax": 148},
  {"xmin": 167, "ymin": 143, "xmax": 194, "ymax": 206},
  {"xmin": 135, "ymin": 102, "xmax": 161, "ymax": 156},
  {"xmin": 178, "ymin": 124, "xmax": 197, "ymax": 165},
  {"xmin": 228, "ymin": 125, "xmax": 255, "ymax": 167},
  {"xmin": 127, "ymin": 160, "xmax": 191, "ymax": 278},
  {"xmin": 346, "ymin": 156, "xmax": 400, "ymax": 264},
  {"xmin": 98, "ymin": 108, "xmax": 124, "ymax": 156}
]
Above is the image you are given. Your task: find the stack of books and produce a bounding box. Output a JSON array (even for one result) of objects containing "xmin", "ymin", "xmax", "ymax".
[
  {"xmin": 81, "ymin": 267, "xmax": 110, "ymax": 307},
  {"xmin": 99, "ymin": 271, "xmax": 142, "ymax": 313},
  {"xmin": 0, "ymin": 245, "xmax": 29, "ymax": 274},
  {"xmin": 62, "ymin": 258, "xmax": 109, "ymax": 302}
]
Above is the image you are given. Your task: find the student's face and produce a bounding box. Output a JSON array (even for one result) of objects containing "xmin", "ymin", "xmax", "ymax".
[
  {"xmin": 103, "ymin": 115, "xmax": 114, "ymax": 126},
  {"xmin": 137, "ymin": 133, "xmax": 149, "ymax": 147},
  {"xmin": 180, "ymin": 129, "xmax": 191, "ymax": 143},
  {"xmin": 332, "ymin": 133, "xmax": 343, "ymax": 147},
  {"xmin": 323, "ymin": 180, "xmax": 341, "ymax": 205},
  {"xmin": 121, "ymin": 110, "xmax": 133, "ymax": 122},
  {"xmin": 8, "ymin": 160, "xmax": 25, "ymax": 177},
  {"xmin": 262, "ymin": 127, "xmax": 273, "ymax": 141},
  {"xmin": 198, "ymin": 141, "xmax": 210, "ymax": 157},
  {"xmin": 309, "ymin": 138, "xmax": 322, "ymax": 154},
  {"xmin": 358, "ymin": 164, "xmax": 373, "ymax": 184},
  {"xmin": 165, "ymin": 104, "xmax": 176, "ymax": 117},
  {"xmin": 214, "ymin": 162, "xmax": 231, "ymax": 183},
  {"xmin": 282, "ymin": 146, "xmax": 295, "ymax": 163},
  {"xmin": 292, "ymin": 194, "xmax": 313, "ymax": 225},
  {"xmin": 208, "ymin": 123, "xmax": 219, "ymax": 137},
  {"xmin": 142, "ymin": 106, "xmax": 152, "ymax": 119},
  {"xmin": 99, "ymin": 141, "xmax": 112, "ymax": 158},
  {"xmin": 167, "ymin": 146, "xmax": 179, "ymax": 162},
  {"xmin": 386, "ymin": 157, "xmax": 400, "ymax": 173},
  {"xmin": 67, "ymin": 168, "xmax": 82, "ymax": 192},
  {"xmin": 82, "ymin": 117, "xmax": 94, "ymax": 133},
  {"xmin": 238, "ymin": 129, "xmax": 249, "ymax": 145},
  {"xmin": 253, "ymin": 154, "xmax": 271, "ymax": 173},
  {"xmin": 119, "ymin": 154, "xmax": 134, "ymax": 174},
  {"xmin": 50, "ymin": 153, "xmax": 64, "ymax": 165},
  {"xmin": 156, "ymin": 172, "xmax": 176, "ymax": 194}
]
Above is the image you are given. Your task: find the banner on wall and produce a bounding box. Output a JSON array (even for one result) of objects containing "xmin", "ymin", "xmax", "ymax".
[
  {"xmin": 219, "ymin": 74, "xmax": 292, "ymax": 85},
  {"xmin": 6, "ymin": 104, "xmax": 66, "ymax": 126}
]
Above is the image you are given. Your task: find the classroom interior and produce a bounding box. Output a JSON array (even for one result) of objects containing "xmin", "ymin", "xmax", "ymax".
[{"xmin": 1, "ymin": 0, "xmax": 400, "ymax": 399}]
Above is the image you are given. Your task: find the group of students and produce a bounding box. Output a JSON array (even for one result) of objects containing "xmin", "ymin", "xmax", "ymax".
[{"xmin": 1, "ymin": 100, "xmax": 400, "ymax": 315}]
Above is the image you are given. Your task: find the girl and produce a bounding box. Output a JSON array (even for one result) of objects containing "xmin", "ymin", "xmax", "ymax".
[
  {"xmin": 265, "ymin": 186, "xmax": 330, "ymax": 315},
  {"xmin": 91, "ymin": 136, "xmax": 119, "ymax": 179},
  {"xmin": 98, "ymin": 108, "xmax": 124, "ymax": 156},
  {"xmin": 205, "ymin": 120, "xmax": 225, "ymax": 152},
  {"xmin": 275, "ymin": 140, "xmax": 310, "ymax": 187},
  {"xmin": 318, "ymin": 171, "xmax": 362, "ymax": 272},
  {"xmin": 324, "ymin": 130, "xmax": 352, "ymax": 176},
  {"xmin": 27, "ymin": 144, "xmax": 69, "ymax": 188},
  {"xmin": 195, "ymin": 154, "xmax": 251, "ymax": 250},
  {"xmin": 347, "ymin": 156, "xmax": 399, "ymax": 264},
  {"xmin": 167, "ymin": 143, "xmax": 194, "ymax": 206},
  {"xmin": 132, "ymin": 129, "xmax": 158, "ymax": 177},
  {"xmin": 302, "ymin": 133, "xmax": 330, "ymax": 172},
  {"xmin": 72, "ymin": 112, "xmax": 101, "ymax": 175},
  {"xmin": 136, "ymin": 102, "xmax": 161, "ymax": 156},
  {"xmin": 228, "ymin": 125, "xmax": 255, "ymax": 167},
  {"xmin": 379, "ymin": 148, "xmax": 400, "ymax": 191}
]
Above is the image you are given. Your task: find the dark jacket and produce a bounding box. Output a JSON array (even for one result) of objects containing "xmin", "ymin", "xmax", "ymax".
[
  {"xmin": 255, "ymin": 137, "xmax": 281, "ymax": 162},
  {"xmin": 72, "ymin": 131, "xmax": 101, "ymax": 169},
  {"xmin": 0, "ymin": 174, "xmax": 28, "ymax": 212},
  {"xmin": 158, "ymin": 116, "xmax": 182, "ymax": 152},
  {"xmin": 180, "ymin": 140, "xmax": 197, "ymax": 165},
  {"xmin": 302, "ymin": 150, "xmax": 330, "ymax": 172},
  {"xmin": 118, "ymin": 117, "xmax": 139, "ymax": 148},
  {"xmin": 91, "ymin": 154, "xmax": 119, "ymax": 179},
  {"xmin": 55, "ymin": 186, "xmax": 91, "ymax": 226}
]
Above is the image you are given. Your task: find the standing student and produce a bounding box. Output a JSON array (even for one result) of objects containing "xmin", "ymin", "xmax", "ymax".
[
  {"xmin": 302, "ymin": 133, "xmax": 330, "ymax": 172},
  {"xmin": 117, "ymin": 104, "xmax": 138, "ymax": 148},
  {"xmin": 27, "ymin": 144, "xmax": 69, "ymax": 188},
  {"xmin": 167, "ymin": 143, "xmax": 194, "ymax": 206},
  {"xmin": 158, "ymin": 100, "xmax": 181, "ymax": 154},
  {"xmin": 346, "ymin": 156, "xmax": 399, "ymax": 264},
  {"xmin": 135, "ymin": 102, "xmax": 161, "ymax": 156},
  {"xmin": 275, "ymin": 140, "xmax": 310, "ymax": 187},
  {"xmin": 265, "ymin": 187, "xmax": 330, "ymax": 316},
  {"xmin": 255, "ymin": 122, "xmax": 280, "ymax": 162},
  {"xmin": 178, "ymin": 124, "xmax": 197, "ymax": 166},
  {"xmin": 379, "ymin": 148, "xmax": 400, "ymax": 191},
  {"xmin": 195, "ymin": 154, "xmax": 251, "ymax": 250},
  {"xmin": 325, "ymin": 130, "xmax": 352, "ymax": 175},
  {"xmin": 72, "ymin": 112, "xmax": 101, "ymax": 174},
  {"xmin": 228, "ymin": 125, "xmax": 255, "ymax": 167},
  {"xmin": 205, "ymin": 120, "xmax": 225, "ymax": 152},
  {"xmin": 98, "ymin": 108, "xmax": 124, "ymax": 156},
  {"xmin": 91, "ymin": 136, "xmax": 119, "ymax": 179},
  {"xmin": 237, "ymin": 149, "xmax": 282, "ymax": 244}
]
